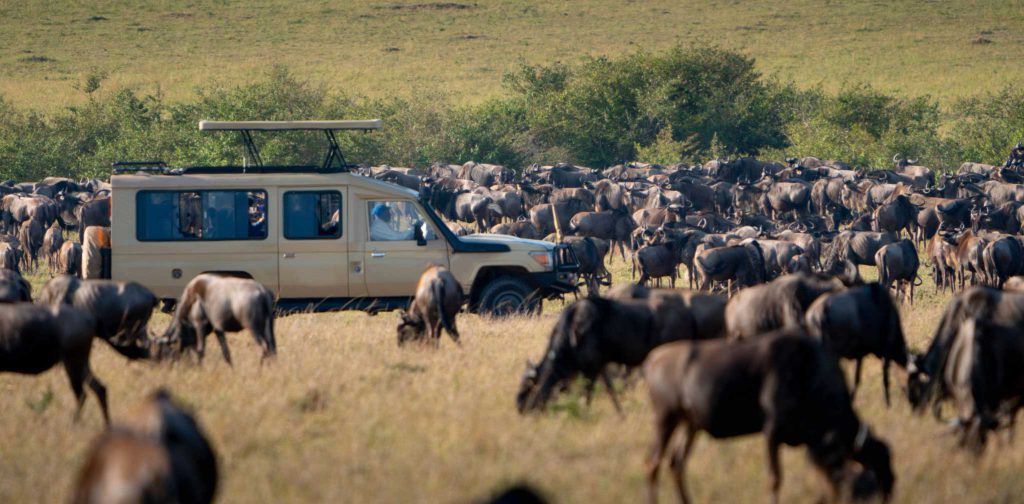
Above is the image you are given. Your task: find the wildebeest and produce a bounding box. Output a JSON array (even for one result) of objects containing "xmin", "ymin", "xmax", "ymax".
[
  {"xmin": 517, "ymin": 296, "xmax": 675, "ymax": 413},
  {"xmin": 38, "ymin": 276, "xmax": 159, "ymax": 359},
  {"xmin": 0, "ymin": 269, "xmax": 31, "ymax": 302},
  {"xmin": 607, "ymin": 283, "xmax": 727, "ymax": 341},
  {"xmin": 562, "ymin": 236, "xmax": 611, "ymax": 297},
  {"xmin": 41, "ymin": 220, "xmax": 64, "ymax": 271},
  {"xmin": 907, "ymin": 287, "xmax": 1024, "ymax": 417},
  {"xmin": 937, "ymin": 318, "xmax": 1024, "ymax": 452},
  {"xmin": 397, "ymin": 265, "xmax": 463, "ymax": 346},
  {"xmin": 57, "ymin": 241, "xmax": 83, "ymax": 277},
  {"xmin": 0, "ymin": 303, "xmax": 108, "ymax": 424},
  {"xmin": 694, "ymin": 241, "xmax": 766, "ymax": 293},
  {"xmin": 824, "ymin": 231, "xmax": 897, "ymax": 273},
  {"xmin": 76, "ymin": 196, "xmax": 111, "ymax": 243},
  {"xmin": 725, "ymin": 273, "xmax": 844, "ymax": 340},
  {"xmin": 642, "ymin": 329, "xmax": 894, "ymax": 504},
  {"xmin": 875, "ymin": 239, "xmax": 921, "ymax": 305},
  {"xmin": 872, "ymin": 194, "xmax": 917, "ymax": 238},
  {"xmin": 569, "ymin": 208, "xmax": 635, "ymax": 260},
  {"xmin": 980, "ymin": 235, "xmax": 1024, "ymax": 288},
  {"xmin": 0, "ymin": 239, "xmax": 20, "ymax": 273},
  {"xmin": 805, "ymin": 283, "xmax": 908, "ymax": 406},
  {"xmin": 159, "ymin": 274, "xmax": 277, "ymax": 365},
  {"xmin": 17, "ymin": 218, "xmax": 43, "ymax": 271},
  {"xmin": 72, "ymin": 388, "xmax": 218, "ymax": 504}
]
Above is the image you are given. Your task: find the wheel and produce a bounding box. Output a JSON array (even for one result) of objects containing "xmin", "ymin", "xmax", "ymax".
[{"xmin": 477, "ymin": 276, "xmax": 540, "ymax": 317}]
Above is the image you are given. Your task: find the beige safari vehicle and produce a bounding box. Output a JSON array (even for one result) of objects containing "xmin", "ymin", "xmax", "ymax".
[{"xmin": 109, "ymin": 120, "xmax": 578, "ymax": 315}]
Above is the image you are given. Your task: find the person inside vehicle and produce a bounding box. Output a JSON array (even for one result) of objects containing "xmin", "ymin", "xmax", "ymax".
[{"xmin": 370, "ymin": 203, "xmax": 414, "ymax": 241}]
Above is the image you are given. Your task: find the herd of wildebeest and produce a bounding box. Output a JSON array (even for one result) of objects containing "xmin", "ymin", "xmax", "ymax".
[{"xmin": 4, "ymin": 145, "xmax": 1024, "ymax": 502}]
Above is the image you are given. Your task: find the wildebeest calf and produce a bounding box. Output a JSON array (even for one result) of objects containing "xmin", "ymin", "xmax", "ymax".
[
  {"xmin": 0, "ymin": 303, "xmax": 108, "ymax": 424},
  {"xmin": 397, "ymin": 265, "xmax": 463, "ymax": 346},
  {"xmin": 642, "ymin": 329, "xmax": 894, "ymax": 504},
  {"xmin": 159, "ymin": 274, "xmax": 277, "ymax": 365},
  {"xmin": 72, "ymin": 388, "xmax": 218, "ymax": 504}
]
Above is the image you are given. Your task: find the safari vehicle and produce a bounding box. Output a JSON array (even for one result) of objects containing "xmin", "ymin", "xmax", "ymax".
[{"xmin": 109, "ymin": 120, "xmax": 578, "ymax": 315}]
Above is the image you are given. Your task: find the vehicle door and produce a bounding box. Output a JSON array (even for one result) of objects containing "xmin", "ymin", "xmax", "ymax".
[
  {"xmin": 363, "ymin": 200, "xmax": 449, "ymax": 297},
  {"xmin": 278, "ymin": 188, "xmax": 349, "ymax": 298}
]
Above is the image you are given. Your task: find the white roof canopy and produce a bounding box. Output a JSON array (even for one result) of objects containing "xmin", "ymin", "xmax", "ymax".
[{"xmin": 198, "ymin": 120, "xmax": 382, "ymax": 131}]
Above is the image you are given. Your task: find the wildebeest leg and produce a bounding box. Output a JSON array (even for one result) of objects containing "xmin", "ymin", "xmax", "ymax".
[
  {"xmin": 766, "ymin": 435, "xmax": 783, "ymax": 504},
  {"xmin": 850, "ymin": 358, "xmax": 863, "ymax": 401},
  {"xmin": 882, "ymin": 357, "xmax": 891, "ymax": 407},
  {"xmin": 600, "ymin": 370, "xmax": 623, "ymax": 416},
  {"xmin": 86, "ymin": 373, "xmax": 109, "ymax": 425},
  {"xmin": 646, "ymin": 413, "xmax": 679, "ymax": 504},
  {"xmin": 669, "ymin": 425, "xmax": 698, "ymax": 504},
  {"xmin": 213, "ymin": 330, "xmax": 233, "ymax": 366}
]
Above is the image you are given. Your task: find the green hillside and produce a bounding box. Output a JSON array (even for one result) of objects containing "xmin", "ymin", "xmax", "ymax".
[{"xmin": 2, "ymin": 0, "xmax": 1023, "ymax": 110}]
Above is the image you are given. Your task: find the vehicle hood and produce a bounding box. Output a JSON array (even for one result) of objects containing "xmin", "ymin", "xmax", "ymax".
[{"xmin": 458, "ymin": 234, "xmax": 554, "ymax": 251}]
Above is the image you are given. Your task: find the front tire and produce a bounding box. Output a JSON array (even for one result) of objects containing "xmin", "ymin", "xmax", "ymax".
[{"xmin": 477, "ymin": 276, "xmax": 540, "ymax": 317}]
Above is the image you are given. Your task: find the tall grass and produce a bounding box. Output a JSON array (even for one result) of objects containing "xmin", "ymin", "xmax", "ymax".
[{"xmin": 2, "ymin": 262, "xmax": 1022, "ymax": 503}]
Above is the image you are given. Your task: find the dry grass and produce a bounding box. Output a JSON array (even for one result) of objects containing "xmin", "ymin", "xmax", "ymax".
[
  {"xmin": 2, "ymin": 261, "xmax": 1024, "ymax": 503},
  {"xmin": 2, "ymin": 1, "xmax": 1023, "ymax": 110}
]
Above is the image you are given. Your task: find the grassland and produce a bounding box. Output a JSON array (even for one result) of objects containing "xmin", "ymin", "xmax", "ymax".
[
  {"xmin": 2, "ymin": 261, "xmax": 1023, "ymax": 503},
  {"xmin": 1, "ymin": 1, "xmax": 1023, "ymax": 111}
]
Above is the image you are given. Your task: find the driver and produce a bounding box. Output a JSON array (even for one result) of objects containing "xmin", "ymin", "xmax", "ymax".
[{"xmin": 370, "ymin": 203, "xmax": 414, "ymax": 241}]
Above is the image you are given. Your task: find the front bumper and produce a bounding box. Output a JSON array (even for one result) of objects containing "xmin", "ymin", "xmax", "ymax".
[{"xmin": 530, "ymin": 243, "xmax": 580, "ymax": 297}]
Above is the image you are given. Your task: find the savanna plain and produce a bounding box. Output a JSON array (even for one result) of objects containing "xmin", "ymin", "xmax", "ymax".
[{"xmin": 1, "ymin": 263, "xmax": 1022, "ymax": 503}]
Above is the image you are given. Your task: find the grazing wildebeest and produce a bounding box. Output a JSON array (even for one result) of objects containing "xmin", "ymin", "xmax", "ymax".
[
  {"xmin": 518, "ymin": 296, "xmax": 685, "ymax": 414},
  {"xmin": 159, "ymin": 274, "xmax": 276, "ymax": 365},
  {"xmin": 0, "ymin": 304, "xmax": 108, "ymax": 424},
  {"xmin": 805, "ymin": 283, "xmax": 908, "ymax": 406},
  {"xmin": 938, "ymin": 318, "xmax": 1024, "ymax": 452},
  {"xmin": 907, "ymin": 287, "xmax": 1024, "ymax": 417},
  {"xmin": 694, "ymin": 242, "xmax": 766, "ymax": 294},
  {"xmin": 0, "ymin": 269, "xmax": 31, "ymax": 302},
  {"xmin": 38, "ymin": 276, "xmax": 159, "ymax": 359},
  {"xmin": 642, "ymin": 329, "xmax": 894, "ymax": 504},
  {"xmin": 875, "ymin": 239, "xmax": 921, "ymax": 305},
  {"xmin": 725, "ymin": 273, "xmax": 844, "ymax": 340},
  {"xmin": 397, "ymin": 265, "xmax": 463, "ymax": 346},
  {"xmin": 72, "ymin": 388, "xmax": 218, "ymax": 504}
]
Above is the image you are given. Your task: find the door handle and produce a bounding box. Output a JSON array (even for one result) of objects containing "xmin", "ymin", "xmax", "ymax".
[
  {"xmin": 370, "ymin": 252, "xmax": 386, "ymax": 258},
  {"xmin": 282, "ymin": 253, "xmax": 296, "ymax": 259}
]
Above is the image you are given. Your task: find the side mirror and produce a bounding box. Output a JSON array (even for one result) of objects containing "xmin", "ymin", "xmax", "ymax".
[{"xmin": 414, "ymin": 220, "xmax": 427, "ymax": 246}]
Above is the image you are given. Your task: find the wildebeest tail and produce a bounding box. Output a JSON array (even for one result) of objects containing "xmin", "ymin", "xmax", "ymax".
[
  {"xmin": 432, "ymin": 278, "xmax": 456, "ymax": 339},
  {"xmin": 263, "ymin": 293, "xmax": 277, "ymax": 355}
]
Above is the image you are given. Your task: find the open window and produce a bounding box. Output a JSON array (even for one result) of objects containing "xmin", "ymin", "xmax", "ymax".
[
  {"xmin": 137, "ymin": 189, "xmax": 267, "ymax": 241},
  {"xmin": 283, "ymin": 191, "xmax": 342, "ymax": 239}
]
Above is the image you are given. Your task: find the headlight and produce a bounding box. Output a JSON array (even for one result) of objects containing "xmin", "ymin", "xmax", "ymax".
[{"xmin": 529, "ymin": 251, "xmax": 553, "ymax": 270}]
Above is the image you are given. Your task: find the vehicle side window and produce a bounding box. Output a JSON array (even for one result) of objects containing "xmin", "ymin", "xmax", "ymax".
[
  {"xmin": 136, "ymin": 190, "xmax": 267, "ymax": 241},
  {"xmin": 284, "ymin": 191, "xmax": 342, "ymax": 239},
  {"xmin": 368, "ymin": 201, "xmax": 437, "ymax": 242}
]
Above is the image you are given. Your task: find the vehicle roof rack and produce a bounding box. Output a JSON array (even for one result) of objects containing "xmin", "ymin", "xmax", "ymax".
[
  {"xmin": 112, "ymin": 160, "xmax": 169, "ymax": 174},
  {"xmin": 198, "ymin": 120, "xmax": 382, "ymax": 131},
  {"xmin": 199, "ymin": 120, "xmax": 381, "ymax": 173}
]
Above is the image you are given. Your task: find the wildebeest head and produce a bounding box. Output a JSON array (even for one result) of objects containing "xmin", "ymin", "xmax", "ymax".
[
  {"xmin": 848, "ymin": 425, "xmax": 896, "ymax": 501},
  {"xmin": 396, "ymin": 311, "xmax": 426, "ymax": 346},
  {"xmin": 515, "ymin": 360, "xmax": 540, "ymax": 413},
  {"xmin": 904, "ymin": 351, "xmax": 930, "ymax": 412}
]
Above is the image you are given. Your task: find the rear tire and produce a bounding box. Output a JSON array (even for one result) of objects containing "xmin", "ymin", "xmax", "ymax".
[{"xmin": 477, "ymin": 276, "xmax": 539, "ymax": 317}]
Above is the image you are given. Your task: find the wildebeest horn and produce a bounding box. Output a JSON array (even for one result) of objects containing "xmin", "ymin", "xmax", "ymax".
[
  {"xmin": 789, "ymin": 222, "xmax": 800, "ymax": 231},
  {"xmin": 908, "ymin": 158, "xmax": 918, "ymax": 164},
  {"xmin": 892, "ymin": 154, "xmax": 900, "ymax": 163},
  {"xmin": 698, "ymin": 217, "xmax": 707, "ymax": 229}
]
